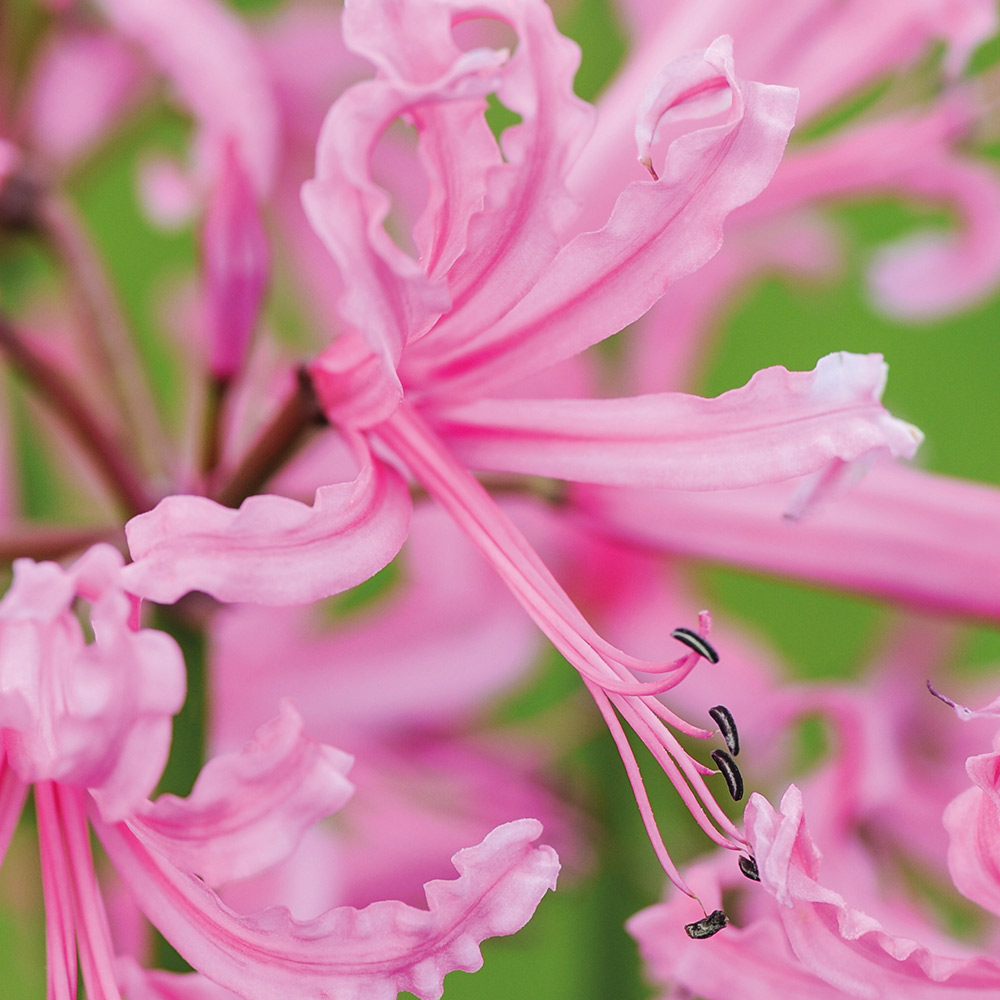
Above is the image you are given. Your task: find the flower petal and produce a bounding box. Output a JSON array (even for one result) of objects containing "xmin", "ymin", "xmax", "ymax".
[
  {"xmin": 406, "ymin": 36, "xmax": 797, "ymax": 399},
  {"xmin": 301, "ymin": 46, "xmax": 505, "ymax": 389},
  {"xmin": 123, "ymin": 440, "xmax": 412, "ymax": 606},
  {"xmin": 0, "ymin": 547, "xmax": 185, "ymax": 818},
  {"xmin": 747, "ymin": 786, "xmax": 1000, "ymax": 997},
  {"xmin": 577, "ymin": 460, "xmax": 1000, "ymax": 621},
  {"xmin": 98, "ymin": 817, "xmax": 559, "ymax": 1000},
  {"xmin": 210, "ymin": 503, "xmax": 538, "ymax": 746},
  {"xmin": 131, "ymin": 703, "xmax": 353, "ymax": 886},
  {"xmin": 430, "ymin": 352, "xmax": 920, "ymax": 489},
  {"xmin": 945, "ymin": 744, "xmax": 1000, "ymax": 917}
]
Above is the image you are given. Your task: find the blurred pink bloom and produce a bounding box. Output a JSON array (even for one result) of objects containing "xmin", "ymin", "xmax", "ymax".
[
  {"xmin": 202, "ymin": 141, "xmax": 270, "ymax": 381},
  {"xmin": 945, "ymin": 735, "xmax": 1000, "ymax": 918},
  {"xmin": 93, "ymin": 0, "xmax": 279, "ymax": 224},
  {"xmin": 575, "ymin": 0, "xmax": 1000, "ymax": 367},
  {"xmin": 0, "ymin": 546, "xmax": 557, "ymax": 999}
]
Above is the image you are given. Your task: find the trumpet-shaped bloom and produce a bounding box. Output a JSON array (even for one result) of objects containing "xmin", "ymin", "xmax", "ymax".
[{"xmin": 120, "ymin": 0, "xmax": 932, "ymax": 893}]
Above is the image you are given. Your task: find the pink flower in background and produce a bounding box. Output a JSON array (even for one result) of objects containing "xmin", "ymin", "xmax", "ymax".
[{"xmin": 0, "ymin": 545, "xmax": 559, "ymax": 999}]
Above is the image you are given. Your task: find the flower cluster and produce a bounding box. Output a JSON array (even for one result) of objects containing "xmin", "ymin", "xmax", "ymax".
[{"xmin": 0, "ymin": 0, "xmax": 999, "ymax": 997}]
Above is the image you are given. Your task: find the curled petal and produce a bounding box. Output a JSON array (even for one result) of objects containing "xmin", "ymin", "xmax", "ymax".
[
  {"xmin": 302, "ymin": 47, "xmax": 505, "ymax": 386},
  {"xmin": 747, "ymin": 787, "xmax": 1000, "ymax": 997},
  {"xmin": 945, "ymin": 745, "xmax": 1000, "ymax": 917},
  {"xmin": 749, "ymin": 100, "xmax": 1000, "ymax": 321},
  {"xmin": 431, "ymin": 352, "xmax": 920, "ymax": 489},
  {"xmin": 409, "ymin": 36, "xmax": 797, "ymax": 398},
  {"xmin": 132, "ymin": 703, "xmax": 353, "ymax": 886},
  {"xmin": 867, "ymin": 152, "xmax": 1000, "ymax": 319},
  {"xmin": 123, "ymin": 443, "xmax": 412, "ymax": 606},
  {"xmin": 365, "ymin": 0, "xmax": 595, "ymax": 347},
  {"xmin": 98, "ymin": 817, "xmax": 559, "ymax": 1000}
]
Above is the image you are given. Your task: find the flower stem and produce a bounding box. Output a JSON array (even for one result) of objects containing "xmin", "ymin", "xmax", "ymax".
[
  {"xmin": 0, "ymin": 314, "xmax": 152, "ymax": 516},
  {"xmin": 0, "ymin": 524, "xmax": 119, "ymax": 562},
  {"xmin": 213, "ymin": 368, "xmax": 325, "ymax": 508},
  {"xmin": 37, "ymin": 191, "xmax": 172, "ymax": 479}
]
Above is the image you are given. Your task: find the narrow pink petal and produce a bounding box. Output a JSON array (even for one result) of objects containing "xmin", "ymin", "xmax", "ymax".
[
  {"xmin": 578, "ymin": 460, "xmax": 1000, "ymax": 621},
  {"xmin": 203, "ymin": 142, "xmax": 269, "ymax": 380},
  {"xmin": 747, "ymin": 787, "xmax": 1000, "ymax": 996},
  {"xmin": 57, "ymin": 785, "xmax": 122, "ymax": 1000},
  {"xmin": 944, "ymin": 745, "xmax": 1000, "ymax": 917},
  {"xmin": 98, "ymin": 817, "xmax": 558, "ymax": 1000},
  {"xmin": 94, "ymin": 0, "xmax": 278, "ymax": 196},
  {"xmin": 122, "ymin": 440, "xmax": 412, "ymax": 606},
  {"xmin": 131, "ymin": 702, "xmax": 353, "ymax": 886},
  {"xmin": 431, "ymin": 353, "xmax": 920, "ymax": 489},
  {"xmin": 405, "ymin": 36, "xmax": 797, "ymax": 398},
  {"xmin": 0, "ymin": 758, "xmax": 28, "ymax": 870}
]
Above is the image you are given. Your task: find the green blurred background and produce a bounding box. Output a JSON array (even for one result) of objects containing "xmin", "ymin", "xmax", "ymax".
[{"xmin": 2, "ymin": 0, "xmax": 1000, "ymax": 996}]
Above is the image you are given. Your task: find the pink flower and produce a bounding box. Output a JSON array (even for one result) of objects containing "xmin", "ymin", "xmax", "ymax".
[
  {"xmin": 119, "ymin": 0, "xmax": 933, "ymax": 896},
  {"xmin": 0, "ymin": 545, "xmax": 559, "ymax": 998}
]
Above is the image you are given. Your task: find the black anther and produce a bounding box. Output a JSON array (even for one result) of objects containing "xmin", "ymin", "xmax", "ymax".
[
  {"xmin": 670, "ymin": 627, "xmax": 719, "ymax": 664},
  {"xmin": 709, "ymin": 704, "xmax": 739, "ymax": 756},
  {"xmin": 711, "ymin": 748, "xmax": 744, "ymax": 802},
  {"xmin": 684, "ymin": 909, "xmax": 728, "ymax": 939}
]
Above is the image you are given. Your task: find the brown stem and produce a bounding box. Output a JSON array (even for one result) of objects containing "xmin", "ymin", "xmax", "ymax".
[
  {"xmin": 0, "ymin": 314, "xmax": 152, "ymax": 516},
  {"xmin": 0, "ymin": 524, "xmax": 120, "ymax": 563},
  {"xmin": 200, "ymin": 373, "xmax": 231, "ymax": 485},
  {"xmin": 213, "ymin": 368, "xmax": 326, "ymax": 509},
  {"xmin": 36, "ymin": 192, "xmax": 172, "ymax": 479}
]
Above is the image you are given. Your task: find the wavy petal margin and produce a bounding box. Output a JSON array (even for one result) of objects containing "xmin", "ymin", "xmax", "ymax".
[
  {"xmin": 431, "ymin": 352, "xmax": 920, "ymax": 489},
  {"xmin": 412, "ymin": 35, "xmax": 797, "ymax": 399},
  {"xmin": 132, "ymin": 703, "xmax": 354, "ymax": 886},
  {"xmin": 98, "ymin": 817, "xmax": 559, "ymax": 1000},
  {"xmin": 123, "ymin": 444, "xmax": 411, "ymax": 606},
  {"xmin": 747, "ymin": 786, "xmax": 1000, "ymax": 997}
]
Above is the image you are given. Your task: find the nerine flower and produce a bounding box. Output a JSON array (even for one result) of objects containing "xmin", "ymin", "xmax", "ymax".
[
  {"xmin": 119, "ymin": 0, "xmax": 926, "ymax": 894},
  {"xmin": 0, "ymin": 545, "xmax": 558, "ymax": 999}
]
